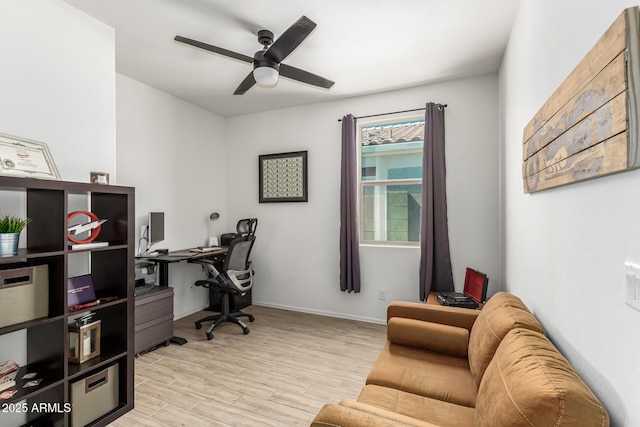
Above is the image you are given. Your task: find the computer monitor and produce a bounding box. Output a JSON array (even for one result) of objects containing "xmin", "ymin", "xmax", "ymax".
[{"xmin": 148, "ymin": 212, "xmax": 164, "ymax": 247}]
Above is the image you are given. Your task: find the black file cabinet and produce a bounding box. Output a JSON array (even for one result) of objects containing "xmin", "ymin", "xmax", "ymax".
[{"xmin": 207, "ymin": 288, "xmax": 251, "ymax": 312}]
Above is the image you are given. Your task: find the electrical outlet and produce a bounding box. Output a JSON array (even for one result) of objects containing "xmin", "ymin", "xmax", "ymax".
[
  {"xmin": 625, "ymin": 261, "xmax": 640, "ymax": 312},
  {"xmin": 379, "ymin": 289, "xmax": 387, "ymax": 300}
]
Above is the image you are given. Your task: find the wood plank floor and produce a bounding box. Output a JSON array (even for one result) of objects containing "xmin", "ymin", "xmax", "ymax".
[{"xmin": 109, "ymin": 305, "xmax": 387, "ymax": 427}]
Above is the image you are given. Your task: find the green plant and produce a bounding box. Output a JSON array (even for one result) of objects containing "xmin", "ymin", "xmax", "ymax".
[{"xmin": 0, "ymin": 215, "xmax": 31, "ymax": 233}]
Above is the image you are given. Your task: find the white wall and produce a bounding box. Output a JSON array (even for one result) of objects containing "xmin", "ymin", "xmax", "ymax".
[
  {"xmin": 0, "ymin": 3, "xmax": 115, "ymax": 424},
  {"xmin": 115, "ymin": 74, "xmax": 228, "ymax": 318},
  {"xmin": 227, "ymin": 74, "xmax": 500, "ymax": 323},
  {"xmin": 0, "ymin": 0, "xmax": 116, "ymax": 183},
  {"xmin": 501, "ymin": 1, "xmax": 640, "ymax": 424}
]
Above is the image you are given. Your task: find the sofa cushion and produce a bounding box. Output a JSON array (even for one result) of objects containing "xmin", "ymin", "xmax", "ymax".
[
  {"xmin": 358, "ymin": 385, "xmax": 475, "ymax": 427},
  {"xmin": 475, "ymin": 328, "xmax": 609, "ymax": 427},
  {"xmin": 467, "ymin": 292, "xmax": 545, "ymax": 386},
  {"xmin": 387, "ymin": 317, "xmax": 469, "ymax": 358},
  {"xmin": 366, "ymin": 341, "xmax": 478, "ymax": 407},
  {"xmin": 387, "ymin": 300, "xmax": 480, "ymax": 330},
  {"xmin": 311, "ymin": 402, "xmax": 438, "ymax": 427}
]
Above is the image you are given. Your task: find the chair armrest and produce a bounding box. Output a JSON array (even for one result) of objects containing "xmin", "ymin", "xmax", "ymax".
[
  {"xmin": 388, "ymin": 317, "xmax": 469, "ymax": 357},
  {"xmin": 188, "ymin": 259, "xmax": 221, "ymax": 280},
  {"xmin": 387, "ymin": 301, "xmax": 479, "ymax": 331},
  {"xmin": 227, "ymin": 261, "xmax": 254, "ymax": 293},
  {"xmin": 311, "ymin": 402, "xmax": 441, "ymax": 427},
  {"xmin": 194, "ymin": 279, "xmax": 214, "ymax": 289}
]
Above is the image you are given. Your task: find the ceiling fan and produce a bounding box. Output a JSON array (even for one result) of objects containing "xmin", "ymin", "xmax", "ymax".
[{"xmin": 174, "ymin": 15, "xmax": 335, "ymax": 95}]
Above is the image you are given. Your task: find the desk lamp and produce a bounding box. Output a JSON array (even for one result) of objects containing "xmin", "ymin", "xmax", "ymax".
[{"xmin": 208, "ymin": 212, "xmax": 220, "ymax": 247}]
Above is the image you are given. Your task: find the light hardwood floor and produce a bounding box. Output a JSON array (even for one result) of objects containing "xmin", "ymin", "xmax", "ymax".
[{"xmin": 109, "ymin": 305, "xmax": 387, "ymax": 427}]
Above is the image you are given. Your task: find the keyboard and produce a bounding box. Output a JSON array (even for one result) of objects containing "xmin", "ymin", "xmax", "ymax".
[
  {"xmin": 436, "ymin": 292, "xmax": 479, "ymax": 308},
  {"xmin": 438, "ymin": 292, "xmax": 469, "ymax": 301},
  {"xmin": 189, "ymin": 247, "xmax": 221, "ymax": 253}
]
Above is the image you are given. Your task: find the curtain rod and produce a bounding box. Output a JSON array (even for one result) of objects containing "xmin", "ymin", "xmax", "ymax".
[{"xmin": 337, "ymin": 104, "xmax": 447, "ymax": 122}]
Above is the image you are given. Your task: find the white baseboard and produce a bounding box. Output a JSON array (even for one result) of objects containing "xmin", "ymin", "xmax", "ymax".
[
  {"xmin": 174, "ymin": 302, "xmax": 388, "ymax": 326},
  {"xmin": 174, "ymin": 304, "xmax": 209, "ymax": 320},
  {"xmin": 252, "ymin": 300, "xmax": 387, "ymax": 325}
]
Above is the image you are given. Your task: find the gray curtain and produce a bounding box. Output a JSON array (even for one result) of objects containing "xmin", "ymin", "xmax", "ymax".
[
  {"xmin": 419, "ymin": 103, "xmax": 453, "ymax": 301},
  {"xmin": 340, "ymin": 114, "xmax": 361, "ymax": 293}
]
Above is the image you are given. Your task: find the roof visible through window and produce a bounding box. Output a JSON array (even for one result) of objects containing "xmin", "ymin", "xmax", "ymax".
[{"xmin": 361, "ymin": 120, "xmax": 424, "ymax": 146}]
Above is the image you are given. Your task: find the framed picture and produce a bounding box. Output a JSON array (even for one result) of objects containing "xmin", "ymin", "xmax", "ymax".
[
  {"xmin": 259, "ymin": 151, "xmax": 308, "ymax": 203},
  {"xmin": 0, "ymin": 133, "xmax": 61, "ymax": 180},
  {"xmin": 90, "ymin": 171, "xmax": 109, "ymax": 185}
]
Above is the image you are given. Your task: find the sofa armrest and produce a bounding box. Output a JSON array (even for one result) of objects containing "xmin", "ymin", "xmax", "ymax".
[
  {"xmin": 387, "ymin": 301, "xmax": 479, "ymax": 331},
  {"xmin": 311, "ymin": 401, "xmax": 441, "ymax": 427},
  {"xmin": 388, "ymin": 317, "xmax": 469, "ymax": 357}
]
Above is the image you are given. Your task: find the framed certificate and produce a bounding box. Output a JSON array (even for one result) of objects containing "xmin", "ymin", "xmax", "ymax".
[{"xmin": 0, "ymin": 133, "xmax": 61, "ymax": 180}]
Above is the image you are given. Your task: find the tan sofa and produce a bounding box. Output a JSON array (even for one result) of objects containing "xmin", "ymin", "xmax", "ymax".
[{"xmin": 311, "ymin": 292, "xmax": 609, "ymax": 427}]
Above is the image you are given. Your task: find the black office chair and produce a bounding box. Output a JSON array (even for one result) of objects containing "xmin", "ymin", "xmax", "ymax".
[
  {"xmin": 237, "ymin": 218, "xmax": 257, "ymax": 236},
  {"xmin": 220, "ymin": 218, "xmax": 258, "ymax": 246},
  {"xmin": 192, "ymin": 234, "xmax": 256, "ymax": 340}
]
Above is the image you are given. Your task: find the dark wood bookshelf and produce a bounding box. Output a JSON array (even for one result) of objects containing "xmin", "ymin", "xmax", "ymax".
[{"xmin": 0, "ymin": 176, "xmax": 134, "ymax": 427}]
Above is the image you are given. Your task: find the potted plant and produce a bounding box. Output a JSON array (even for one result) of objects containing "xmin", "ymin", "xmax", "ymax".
[{"xmin": 0, "ymin": 215, "xmax": 31, "ymax": 256}]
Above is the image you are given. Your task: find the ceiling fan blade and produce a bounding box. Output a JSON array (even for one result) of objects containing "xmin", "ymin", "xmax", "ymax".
[
  {"xmin": 279, "ymin": 64, "xmax": 334, "ymax": 89},
  {"xmin": 233, "ymin": 72, "xmax": 257, "ymax": 95},
  {"xmin": 174, "ymin": 35, "xmax": 253, "ymax": 64},
  {"xmin": 264, "ymin": 16, "xmax": 316, "ymax": 64}
]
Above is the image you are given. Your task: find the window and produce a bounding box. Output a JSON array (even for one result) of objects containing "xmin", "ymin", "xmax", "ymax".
[{"xmin": 359, "ymin": 119, "xmax": 424, "ymax": 244}]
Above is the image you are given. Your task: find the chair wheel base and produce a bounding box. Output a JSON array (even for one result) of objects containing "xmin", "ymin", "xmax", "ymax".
[
  {"xmin": 206, "ymin": 332, "xmax": 214, "ymax": 340},
  {"xmin": 248, "ymin": 315, "xmax": 255, "ymax": 322},
  {"xmin": 195, "ymin": 323, "xmax": 202, "ymax": 329},
  {"xmin": 243, "ymin": 328, "xmax": 250, "ymax": 335}
]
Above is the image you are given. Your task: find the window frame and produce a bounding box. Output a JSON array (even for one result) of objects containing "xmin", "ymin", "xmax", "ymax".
[{"xmin": 357, "ymin": 114, "xmax": 424, "ymax": 246}]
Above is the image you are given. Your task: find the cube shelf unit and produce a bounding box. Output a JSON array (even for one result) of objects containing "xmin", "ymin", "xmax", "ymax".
[{"xmin": 0, "ymin": 176, "xmax": 134, "ymax": 427}]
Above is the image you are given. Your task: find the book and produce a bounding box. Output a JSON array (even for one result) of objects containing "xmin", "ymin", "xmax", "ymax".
[
  {"xmin": 0, "ymin": 360, "xmax": 19, "ymax": 378},
  {"xmin": 0, "ymin": 378, "xmax": 15, "ymax": 392},
  {"xmin": 69, "ymin": 241, "xmax": 108, "ymax": 250},
  {"xmin": 67, "ymin": 274, "xmax": 97, "ymax": 307},
  {"xmin": 0, "ymin": 361, "xmax": 18, "ymax": 393}
]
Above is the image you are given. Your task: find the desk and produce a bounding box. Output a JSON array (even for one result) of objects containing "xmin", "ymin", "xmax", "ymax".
[
  {"xmin": 136, "ymin": 247, "xmax": 228, "ymax": 351},
  {"xmin": 146, "ymin": 248, "xmax": 228, "ymax": 288}
]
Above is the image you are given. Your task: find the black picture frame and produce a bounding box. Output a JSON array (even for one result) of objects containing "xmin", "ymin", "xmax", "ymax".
[{"xmin": 259, "ymin": 151, "xmax": 308, "ymax": 203}]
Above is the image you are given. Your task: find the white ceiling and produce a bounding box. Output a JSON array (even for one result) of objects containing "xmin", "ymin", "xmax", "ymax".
[{"xmin": 62, "ymin": 0, "xmax": 521, "ymax": 117}]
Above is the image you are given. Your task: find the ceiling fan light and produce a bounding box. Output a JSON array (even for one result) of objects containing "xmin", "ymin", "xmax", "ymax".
[{"xmin": 253, "ymin": 66, "xmax": 279, "ymax": 87}]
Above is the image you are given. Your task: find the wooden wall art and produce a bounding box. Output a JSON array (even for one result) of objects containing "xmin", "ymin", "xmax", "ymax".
[{"xmin": 523, "ymin": 7, "xmax": 640, "ymax": 193}]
